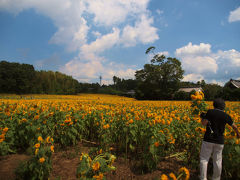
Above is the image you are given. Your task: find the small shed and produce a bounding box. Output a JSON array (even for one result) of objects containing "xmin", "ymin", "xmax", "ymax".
[{"xmin": 126, "ymin": 90, "xmax": 135, "ymax": 96}]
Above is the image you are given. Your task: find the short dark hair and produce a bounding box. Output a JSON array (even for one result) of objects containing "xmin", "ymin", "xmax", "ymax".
[{"xmin": 213, "ymin": 98, "xmax": 225, "ymax": 110}]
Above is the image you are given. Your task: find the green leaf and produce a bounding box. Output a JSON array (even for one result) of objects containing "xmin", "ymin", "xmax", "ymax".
[
  {"xmin": 129, "ymin": 144, "xmax": 135, "ymax": 151},
  {"xmin": 145, "ymin": 46, "xmax": 155, "ymax": 54},
  {"xmin": 235, "ymin": 146, "xmax": 240, "ymax": 153}
]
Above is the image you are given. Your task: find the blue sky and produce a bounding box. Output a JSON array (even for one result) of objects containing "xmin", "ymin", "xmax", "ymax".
[{"xmin": 0, "ymin": 0, "xmax": 240, "ymax": 85}]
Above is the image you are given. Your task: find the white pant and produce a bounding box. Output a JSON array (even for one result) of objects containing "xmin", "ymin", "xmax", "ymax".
[{"xmin": 199, "ymin": 141, "xmax": 224, "ymax": 180}]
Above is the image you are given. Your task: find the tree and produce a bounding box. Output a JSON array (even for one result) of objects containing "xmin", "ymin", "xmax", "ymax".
[
  {"xmin": 202, "ymin": 83, "xmax": 222, "ymax": 100},
  {"xmin": 220, "ymin": 87, "xmax": 240, "ymax": 101},
  {"xmin": 112, "ymin": 76, "xmax": 121, "ymax": 90},
  {"xmin": 0, "ymin": 61, "xmax": 80, "ymax": 95},
  {"xmin": 135, "ymin": 47, "xmax": 184, "ymax": 100},
  {"xmin": 0, "ymin": 61, "xmax": 36, "ymax": 94},
  {"xmin": 113, "ymin": 76, "xmax": 117, "ymax": 86},
  {"xmin": 197, "ymin": 80, "xmax": 206, "ymax": 87}
]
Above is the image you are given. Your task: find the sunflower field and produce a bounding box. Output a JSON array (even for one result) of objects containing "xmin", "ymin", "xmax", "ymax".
[{"xmin": 0, "ymin": 94, "xmax": 239, "ymax": 179}]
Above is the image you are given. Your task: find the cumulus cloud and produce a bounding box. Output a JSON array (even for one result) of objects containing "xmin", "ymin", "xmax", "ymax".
[
  {"xmin": 176, "ymin": 42, "xmax": 217, "ymax": 74},
  {"xmin": 216, "ymin": 49, "xmax": 240, "ymax": 67},
  {"xmin": 228, "ymin": 7, "xmax": 240, "ymax": 22},
  {"xmin": 175, "ymin": 42, "xmax": 240, "ymax": 84},
  {"xmin": 121, "ymin": 15, "xmax": 159, "ymax": 47},
  {"xmin": 0, "ymin": 0, "xmax": 159, "ymax": 82},
  {"xmin": 176, "ymin": 42, "xmax": 211, "ymax": 57},
  {"xmin": 60, "ymin": 58, "xmax": 103, "ymax": 81},
  {"xmin": 183, "ymin": 73, "xmax": 204, "ymax": 82},
  {"xmin": 80, "ymin": 28, "xmax": 120, "ymax": 60},
  {"xmin": 181, "ymin": 56, "xmax": 217, "ymax": 74},
  {"xmin": 60, "ymin": 58, "xmax": 135, "ymax": 84},
  {"xmin": 158, "ymin": 51, "xmax": 169, "ymax": 57},
  {"xmin": 86, "ymin": 0, "xmax": 150, "ymax": 26},
  {"xmin": 0, "ymin": 0, "xmax": 88, "ymax": 52}
]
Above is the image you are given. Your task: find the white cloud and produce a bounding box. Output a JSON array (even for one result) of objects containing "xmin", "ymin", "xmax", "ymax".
[
  {"xmin": 60, "ymin": 27, "xmax": 135, "ymax": 83},
  {"xmin": 86, "ymin": 0, "xmax": 149, "ymax": 26},
  {"xmin": 216, "ymin": 49, "xmax": 240, "ymax": 67},
  {"xmin": 228, "ymin": 7, "xmax": 240, "ymax": 22},
  {"xmin": 209, "ymin": 80, "xmax": 224, "ymax": 86},
  {"xmin": 0, "ymin": 0, "xmax": 159, "ymax": 82},
  {"xmin": 49, "ymin": 17, "xmax": 89, "ymax": 52},
  {"xmin": 181, "ymin": 56, "xmax": 217, "ymax": 74},
  {"xmin": 158, "ymin": 51, "xmax": 169, "ymax": 57},
  {"xmin": 92, "ymin": 31, "xmax": 101, "ymax": 38},
  {"xmin": 176, "ymin": 42, "xmax": 211, "ymax": 57},
  {"xmin": 175, "ymin": 42, "xmax": 240, "ymax": 84},
  {"xmin": 176, "ymin": 42, "xmax": 217, "ymax": 74},
  {"xmin": 60, "ymin": 59, "xmax": 103, "ymax": 81},
  {"xmin": 60, "ymin": 58, "xmax": 135, "ymax": 84},
  {"xmin": 183, "ymin": 73, "xmax": 204, "ymax": 82},
  {"xmin": 121, "ymin": 15, "xmax": 159, "ymax": 47},
  {"xmin": 0, "ymin": 0, "xmax": 88, "ymax": 52},
  {"xmin": 80, "ymin": 28, "xmax": 120, "ymax": 59},
  {"xmin": 156, "ymin": 9, "xmax": 164, "ymax": 15}
]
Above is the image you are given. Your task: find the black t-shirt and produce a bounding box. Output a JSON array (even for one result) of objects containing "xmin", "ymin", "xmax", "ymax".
[{"xmin": 203, "ymin": 109, "xmax": 233, "ymax": 144}]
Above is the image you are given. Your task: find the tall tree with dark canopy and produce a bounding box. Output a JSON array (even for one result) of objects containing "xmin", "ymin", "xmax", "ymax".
[
  {"xmin": 135, "ymin": 47, "xmax": 184, "ymax": 99},
  {"xmin": 0, "ymin": 61, "xmax": 36, "ymax": 94}
]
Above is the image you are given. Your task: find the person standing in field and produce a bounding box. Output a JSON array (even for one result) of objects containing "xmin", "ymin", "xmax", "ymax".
[{"xmin": 199, "ymin": 98, "xmax": 240, "ymax": 180}]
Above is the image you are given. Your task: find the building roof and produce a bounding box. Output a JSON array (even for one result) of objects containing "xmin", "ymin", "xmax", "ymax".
[
  {"xmin": 178, "ymin": 87, "xmax": 203, "ymax": 93},
  {"xmin": 126, "ymin": 90, "xmax": 135, "ymax": 95},
  {"xmin": 230, "ymin": 79, "xmax": 240, "ymax": 88}
]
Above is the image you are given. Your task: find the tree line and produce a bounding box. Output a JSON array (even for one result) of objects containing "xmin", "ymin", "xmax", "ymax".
[
  {"xmin": 1, "ymin": 45, "xmax": 240, "ymax": 101},
  {"xmin": 0, "ymin": 61, "xmax": 79, "ymax": 94}
]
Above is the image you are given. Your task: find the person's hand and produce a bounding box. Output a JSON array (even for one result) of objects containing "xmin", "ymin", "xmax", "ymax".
[{"xmin": 201, "ymin": 119, "xmax": 208, "ymax": 126}]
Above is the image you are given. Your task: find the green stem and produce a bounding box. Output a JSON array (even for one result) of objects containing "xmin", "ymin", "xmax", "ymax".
[
  {"xmin": 164, "ymin": 151, "xmax": 186, "ymax": 159},
  {"xmin": 177, "ymin": 173, "xmax": 183, "ymax": 180}
]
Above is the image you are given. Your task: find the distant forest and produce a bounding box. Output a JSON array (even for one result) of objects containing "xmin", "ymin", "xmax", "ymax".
[
  {"xmin": 0, "ymin": 60, "xmax": 239, "ymax": 100},
  {"xmin": 0, "ymin": 60, "xmax": 135, "ymax": 95}
]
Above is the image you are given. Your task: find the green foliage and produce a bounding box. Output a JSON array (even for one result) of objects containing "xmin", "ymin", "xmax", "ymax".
[
  {"xmin": 174, "ymin": 91, "xmax": 191, "ymax": 100},
  {"xmin": 220, "ymin": 87, "xmax": 240, "ymax": 101},
  {"xmin": 112, "ymin": 76, "xmax": 137, "ymax": 91},
  {"xmin": 15, "ymin": 136, "xmax": 54, "ymax": 180},
  {"xmin": 33, "ymin": 71, "xmax": 79, "ymax": 94},
  {"xmin": 76, "ymin": 152, "xmax": 116, "ymax": 180},
  {"xmin": 0, "ymin": 61, "xmax": 35, "ymax": 94},
  {"xmin": 0, "ymin": 127, "xmax": 15, "ymax": 155},
  {"xmin": 202, "ymin": 83, "xmax": 222, "ymax": 100},
  {"xmin": 135, "ymin": 47, "xmax": 184, "ymax": 100},
  {"xmin": 222, "ymin": 140, "xmax": 240, "ymax": 179},
  {"xmin": 0, "ymin": 61, "xmax": 80, "ymax": 95},
  {"xmin": 145, "ymin": 46, "xmax": 156, "ymax": 54}
]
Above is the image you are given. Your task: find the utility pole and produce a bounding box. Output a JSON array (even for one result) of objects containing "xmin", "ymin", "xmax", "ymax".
[{"xmin": 99, "ymin": 75, "xmax": 102, "ymax": 86}]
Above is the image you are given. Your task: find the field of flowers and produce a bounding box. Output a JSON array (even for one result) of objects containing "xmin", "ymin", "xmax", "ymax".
[{"xmin": 0, "ymin": 94, "xmax": 239, "ymax": 179}]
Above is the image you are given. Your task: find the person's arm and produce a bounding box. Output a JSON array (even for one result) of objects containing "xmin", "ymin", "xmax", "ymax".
[
  {"xmin": 200, "ymin": 112, "xmax": 208, "ymax": 126},
  {"xmin": 231, "ymin": 123, "xmax": 240, "ymax": 138},
  {"xmin": 201, "ymin": 119, "xmax": 208, "ymax": 126}
]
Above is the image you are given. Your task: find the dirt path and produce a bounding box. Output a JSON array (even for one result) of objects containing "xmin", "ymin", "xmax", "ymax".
[
  {"xmin": 0, "ymin": 154, "xmax": 29, "ymax": 180},
  {"xmin": 0, "ymin": 144, "xmax": 198, "ymax": 180}
]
